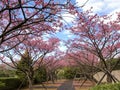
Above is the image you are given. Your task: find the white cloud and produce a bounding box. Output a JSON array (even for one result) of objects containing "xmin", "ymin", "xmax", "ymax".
[
  {"xmin": 58, "ymin": 41, "xmax": 67, "ymax": 52},
  {"xmin": 62, "ymin": 12, "xmax": 76, "ymax": 23},
  {"xmin": 59, "ymin": 45, "xmax": 67, "ymax": 52},
  {"xmin": 100, "ymin": 8, "xmax": 120, "ymax": 24},
  {"xmin": 118, "ymin": 30, "xmax": 120, "ymax": 33},
  {"xmin": 76, "ymin": 0, "xmax": 120, "ymax": 14}
]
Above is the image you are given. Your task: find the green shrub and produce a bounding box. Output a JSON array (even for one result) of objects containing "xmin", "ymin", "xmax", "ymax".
[
  {"xmin": 0, "ymin": 81, "xmax": 5, "ymax": 90},
  {"xmin": 0, "ymin": 72, "xmax": 7, "ymax": 77},
  {"xmin": 0, "ymin": 70, "xmax": 16, "ymax": 77},
  {"xmin": 90, "ymin": 82, "xmax": 120, "ymax": 90},
  {"xmin": 0, "ymin": 77, "xmax": 21, "ymax": 90}
]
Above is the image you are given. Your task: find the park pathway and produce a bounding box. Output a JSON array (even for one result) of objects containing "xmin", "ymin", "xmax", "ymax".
[{"xmin": 57, "ymin": 80, "xmax": 75, "ymax": 90}]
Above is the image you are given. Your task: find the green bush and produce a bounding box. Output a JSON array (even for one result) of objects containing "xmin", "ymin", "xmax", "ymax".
[
  {"xmin": 0, "ymin": 70, "xmax": 16, "ymax": 77},
  {"xmin": 0, "ymin": 81, "xmax": 5, "ymax": 90},
  {"xmin": 90, "ymin": 82, "xmax": 120, "ymax": 90},
  {"xmin": 0, "ymin": 77, "xmax": 21, "ymax": 90}
]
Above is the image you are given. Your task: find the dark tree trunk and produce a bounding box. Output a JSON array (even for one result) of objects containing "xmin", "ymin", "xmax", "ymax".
[{"xmin": 106, "ymin": 74, "xmax": 112, "ymax": 83}]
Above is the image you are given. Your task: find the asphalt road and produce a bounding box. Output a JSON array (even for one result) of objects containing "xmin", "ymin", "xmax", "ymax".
[{"xmin": 57, "ymin": 80, "xmax": 75, "ymax": 90}]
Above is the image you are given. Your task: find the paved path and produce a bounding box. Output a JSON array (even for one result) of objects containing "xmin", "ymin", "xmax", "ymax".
[{"xmin": 57, "ymin": 80, "xmax": 75, "ymax": 90}]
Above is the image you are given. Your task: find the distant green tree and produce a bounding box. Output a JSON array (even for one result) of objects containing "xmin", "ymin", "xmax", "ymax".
[{"xmin": 63, "ymin": 67, "xmax": 78, "ymax": 79}]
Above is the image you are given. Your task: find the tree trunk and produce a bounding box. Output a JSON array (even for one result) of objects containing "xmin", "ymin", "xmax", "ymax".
[
  {"xmin": 86, "ymin": 74, "xmax": 98, "ymax": 83},
  {"xmin": 51, "ymin": 74, "xmax": 55, "ymax": 84},
  {"xmin": 106, "ymin": 74, "xmax": 112, "ymax": 83},
  {"xmin": 26, "ymin": 73, "xmax": 33, "ymax": 90}
]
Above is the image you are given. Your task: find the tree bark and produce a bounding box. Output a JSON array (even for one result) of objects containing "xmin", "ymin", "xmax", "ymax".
[
  {"xmin": 26, "ymin": 72, "xmax": 33, "ymax": 90},
  {"xmin": 106, "ymin": 74, "xmax": 112, "ymax": 83}
]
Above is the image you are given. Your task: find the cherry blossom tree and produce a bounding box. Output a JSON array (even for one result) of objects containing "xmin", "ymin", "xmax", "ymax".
[
  {"xmin": 68, "ymin": 10, "xmax": 120, "ymax": 84},
  {"xmin": 0, "ymin": 36, "xmax": 60, "ymax": 90},
  {"xmin": 35, "ymin": 50, "xmax": 64, "ymax": 83},
  {"xmin": 0, "ymin": 0, "xmax": 75, "ymax": 53},
  {"xmin": 66, "ymin": 49, "xmax": 99, "ymax": 87},
  {"xmin": 43, "ymin": 56, "xmax": 59, "ymax": 83}
]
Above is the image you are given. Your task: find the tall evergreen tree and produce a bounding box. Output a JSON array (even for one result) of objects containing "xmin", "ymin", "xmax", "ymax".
[{"xmin": 16, "ymin": 50, "xmax": 34, "ymax": 90}]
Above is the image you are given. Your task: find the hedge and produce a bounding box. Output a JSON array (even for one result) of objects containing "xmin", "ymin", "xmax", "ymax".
[
  {"xmin": 0, "ymin": 77, "xmax": 21, "ymax": 90},
  {"xmin": 90, "ymin": 82, "xmax": 120, "ymax": 90},
  {"xmin": 0, "ymin": 81, "xmax": 5, "ymax": 89}
]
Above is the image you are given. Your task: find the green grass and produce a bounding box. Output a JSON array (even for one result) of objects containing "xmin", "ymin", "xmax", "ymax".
[{"xmin": 90, "ymin": 82, "xmax": 120, "ymax": 90}]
